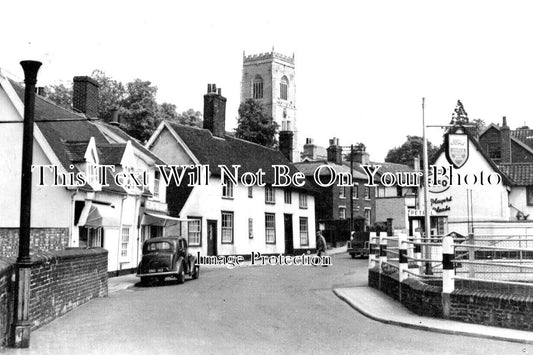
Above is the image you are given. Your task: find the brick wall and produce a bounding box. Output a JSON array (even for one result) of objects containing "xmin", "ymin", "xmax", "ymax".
[
  {"xmin": 0, "ymin": 248, "xmax": 107, "ymax": 347},
  {"xmin": 0, "ymin": 259, "xmax": 15, "ymax": 348},
  {"xmin": 369, "ymin": 267, "xmax": 533, "ymax": 330},
  {"xmin": 0, "ymin": 228, "xmax": 69, "ymax": 258},
  {"xmin": 29, "ymin": 249, "xmax": 108, "ymax": 330}
]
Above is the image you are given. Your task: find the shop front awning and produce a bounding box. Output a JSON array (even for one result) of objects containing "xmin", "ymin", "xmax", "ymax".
[
  {"xmin": 84, "ymin": 204, "xmax": 120, "ymax": 227},
  {"xmin": 142, "ymin": 211, "xmax": 184, "ymax": 227}
]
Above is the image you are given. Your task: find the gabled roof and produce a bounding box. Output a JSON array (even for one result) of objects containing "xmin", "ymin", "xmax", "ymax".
[
  {"xmin": 10, "ymin": 79, "xmax": 85, "ymax": 121},
  {"xmin": 498, "ymin": 163, "xmax": 533, "ymax": 186},
  {"xmin": 511, "ymin": 129, "xmax": 533, "ymax": 150},
  {"xmin": 93, "ymin": 121, "xmax": 165, "ymax": 165},
  {"xmin": 430, "ymin": 125, "xmax": 512, "ymax": 186},
  {"xmin": 166, "ymin": 122, "xmax": 312, "ymax": 190}
]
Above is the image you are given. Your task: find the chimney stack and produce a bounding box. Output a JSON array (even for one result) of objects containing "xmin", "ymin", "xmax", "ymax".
[
  {"xmin": 110, "ymin": 108, "xmax": 120, "ymax": 126},
  {"xmin": 73, "ymin": 76, "xmax": 99, "ymax": 118},
  {"xmin": 203, "ymin": 83, "xmax": 227, "ymax": 138},
  {"xmin": 326, "ymin": 137, "xmax": 343, "ymax": 165},
  {"xmin": 352, "ymin": 145, "xmax": 370, "ymax": 165},
  {"xmin": 501, "ymin": 116, "xmax": 511, "ymax": 163},
  {"xmin": 279, "ymin": 131, "xmax": 294, "ymax": 162}
]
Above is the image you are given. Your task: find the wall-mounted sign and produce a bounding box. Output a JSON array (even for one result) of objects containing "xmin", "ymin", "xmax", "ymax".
[
  {"xmin": 446, "ymin": 133, "xmax": 469, "ymax": 168},
  {"xmin": 408, "ymin": 209, "xmax": 436, "ymax": 217}
]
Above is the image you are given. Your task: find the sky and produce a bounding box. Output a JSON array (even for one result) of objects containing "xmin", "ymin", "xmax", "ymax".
[{"xmin": 2, "ymin": 0, "xmax": 533, "ymax": 161}]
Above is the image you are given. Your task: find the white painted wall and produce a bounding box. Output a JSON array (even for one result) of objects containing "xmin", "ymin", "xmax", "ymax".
[
  {"xmin": 423, "ymin": 137, "xmax": 510, "ymax": 235},
  {"xmin": 180, "ymin": 176, "xmax": 316, "ymax": 256}
]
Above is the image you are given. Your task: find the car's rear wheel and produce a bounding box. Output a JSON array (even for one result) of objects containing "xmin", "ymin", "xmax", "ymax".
[
  {"xmin": 192, "ymin": 265, "xmax": 200, "ymax": 279},
  {"xmin": 350, "ymin": 253, "xmax": 356, "ymax": 259},
  {"xmin": 176, "ymin": 263, "xmax": 185, "ymax": 284}
]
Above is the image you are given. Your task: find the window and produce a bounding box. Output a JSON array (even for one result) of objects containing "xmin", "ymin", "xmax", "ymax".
[
  {"xmin": 79, "ymin": 227, "xmax": 103, "ymax": 248},
  {"xmin": 248, "ymin": 186, "xmax": 253, "ymax": 198},
  {"xmin": 488, "ymin": 146, "xmax": 501, "ymax": 160},
  {"xmin": 153, "ymin": 171, "xmax": 160, "ymax": 199},
  {"xmin": 339, "ymin": 186, "xmax": 346, "ymax": 199},
  {"xmin": 284, "ymin": 190, "xmax": 292, "ymax": 204},
  {"xmin": 221, "ymin": 212, "xmax": 234, "ymax": 244},
  {"xmin": 339, "ymin": 207, "xmax": 346, "ymax": 220},
  {"xmin": 248, "ymin": 218, "xmax": 253, "ymax": 239},
  {"xmin": 528, "ymin": 186, "xmax": 533, "ymax": 206},
  {"xmin": 280, "ymin": 76, "xmax": 288, "ymax": 100},
  {"xmin": 299, "ymin": 217, "xmax": 309, "ymax": 246},
  {"xmin": 265, "ymin": 213, "xmax": 276, "ymax": 244},
  {"xmin": 86, "ymin": 162, "xmax": 100, "ymax": 186},
  {"xmin": 188, "ymin": 219, "xmax": 201, "ymax": 246},
  {"xmin": 364, "ymin": 209, "xmax": 371, "ymax": 226},
  {"xmin": 353, "ymin": 184, "xmax": 359, "ymax": 199},
  {"xmin": 222, "ymin": 178, "xmax": 234, "ymax": 198},
  {"xmin": 121, "ymin": 226, "xmax": 130, "ymax": 257},
  {"xmin": 253, "ymin": 75, "xmax": 263, "ymax": 99},
  {"xmin": 265, "ymin": 186, "xmax": 275, "ymax": 204},
  {"xmin": 365, "ymin": 187, "xmax": 370, "ymax": 200},
  {"xmin": 299, "ymin": 192, "xmax": 308, "ymax": 209}
]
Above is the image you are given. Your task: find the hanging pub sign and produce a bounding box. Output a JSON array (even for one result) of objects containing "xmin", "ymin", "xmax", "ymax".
[{"xmin": 445, "ymin": 133, "xmax": 469, "ymax": 168}]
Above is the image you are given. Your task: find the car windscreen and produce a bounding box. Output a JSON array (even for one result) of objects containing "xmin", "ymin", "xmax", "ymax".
[{"xmin": 146, "ymin": 241, "xmax": 173, "ymax": 252}]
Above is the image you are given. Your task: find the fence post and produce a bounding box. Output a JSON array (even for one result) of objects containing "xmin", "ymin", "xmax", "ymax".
[
  {"xmin": 399, "ymin": 233, "xmax": 408, "ymax": 282},
  {"xmin": 442, "ymin": 234, "xmax": 455, "ymax": 318},
  {"xmin": 414, "ymin": 231, "xmax": 422, "ymax": 274},
  {"xmin": 468, "ymin": 233, "xmax": 475, "ymax": 278},
  {"xmin": 369, "ymin": 232, "xmax": 377, "ymax": 269},
  {"xmin": 379, "ymin": 233, "xmax": 387, "ymax": 270}
]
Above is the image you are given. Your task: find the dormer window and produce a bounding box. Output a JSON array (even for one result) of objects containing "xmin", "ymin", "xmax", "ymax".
[
  {"xmin": 222, "ymin": 178, "xmax": 234, "ymax": 198},
  {"xmin": 253, "ymin": 75, "xmax": 263, "ymax": 99},
  {"xmin": 86, "ymin": 162, "xmax": 100, "ymax": 186}
]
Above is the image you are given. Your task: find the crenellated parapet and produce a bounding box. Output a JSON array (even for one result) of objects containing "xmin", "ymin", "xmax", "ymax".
[{"xmin": 243, "ymin": 51, "xmax": 294, "ymax": 64}]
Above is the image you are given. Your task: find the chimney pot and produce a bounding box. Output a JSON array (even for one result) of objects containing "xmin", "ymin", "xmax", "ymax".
[
  {"xmin": 110, "ymin": 108, "xmax": 120, "ymax": 126},
  {"xmin": 218, "ymin": 88, "xmax": 221, "ymax": 95}
]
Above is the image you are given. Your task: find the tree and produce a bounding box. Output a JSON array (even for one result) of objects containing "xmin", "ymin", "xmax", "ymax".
[
  {"xmin": 385, "ymin": 136, "xmax": 440, "ymax": 168},
  {"xmin": 235, "ymin": 99, "xmax": 279, "ymax": 148},
  {"xmin": 120, "ymin": 79, "xmax": 161, "ymax": 143},
  {"xmin": 176, "ymin": 108, "xmax": 203, "ymax": 127},
  {"xmin": 90, "ymin": 69, "xmax": 126, "ymax": 122},
  {"xmin": 44, "ymin": 83, "xmax": 72, "ymax": 110}
]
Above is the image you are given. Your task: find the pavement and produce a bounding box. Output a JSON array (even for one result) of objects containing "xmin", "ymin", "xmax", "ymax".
[{"xmin": 333, "ymin": 286, "xmax": 533, "ymax": 345}]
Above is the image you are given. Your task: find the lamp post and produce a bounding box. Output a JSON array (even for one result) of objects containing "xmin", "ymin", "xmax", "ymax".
[{"xmin": 14, "ymin": 60, "xmax": 41, "ymax": 348}]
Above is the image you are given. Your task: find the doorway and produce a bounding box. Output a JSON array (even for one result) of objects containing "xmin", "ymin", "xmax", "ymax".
[
  {"xmin": 284, "ymin": 214, "xmax": 294, "ymax": 255},
  {"xmin": 207, "ymin": 220, "xmax": 217, "ymax": 256}
]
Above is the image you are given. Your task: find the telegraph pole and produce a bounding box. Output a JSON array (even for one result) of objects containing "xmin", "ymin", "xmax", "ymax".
[
  {"xmin": 422, "ymin": 98, "xmax": 432, "ymax": 274},
  {"xmin": 14, "ymin": 60, "xmax": 41, "ymax": 348}
]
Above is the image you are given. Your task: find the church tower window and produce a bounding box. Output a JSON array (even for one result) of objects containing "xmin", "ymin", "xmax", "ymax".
[
  {"xmin": 280, "ymin": 76, "xmax": 288, "ymax": 100},
  {"xmin": 253, "ymin": 75, "xmax": 263, "ymax": 99}
]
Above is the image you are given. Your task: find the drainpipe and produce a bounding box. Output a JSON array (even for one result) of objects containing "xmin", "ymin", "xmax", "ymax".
[
  {"xmin": 117, "ymin": 195, "xmax": 127, "ymax": 274},
  {"xmin": 14, "ymin": 60, "xmax": 41, "ymax": 348},
  {"xmin": 70, "ymin": 189, "xmax": 78, "ymax": 247}
]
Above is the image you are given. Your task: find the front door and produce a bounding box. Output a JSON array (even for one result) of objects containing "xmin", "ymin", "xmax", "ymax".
[
  {"xmin": 284, "ymin": 214, "xmax": 294, "ymax": 255},
  {"xmin": 207, "ymin": 220, "xmax": 217, "ymax": 256}
]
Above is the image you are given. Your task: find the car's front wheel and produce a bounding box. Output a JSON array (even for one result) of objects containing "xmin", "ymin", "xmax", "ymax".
[
  {"xmin": 192, "ymin": 265, "xmax": 200, "ymax": 279},
  {"xmin": 176, "ymin": 263, "xmax": 185, "ymax": 284}
]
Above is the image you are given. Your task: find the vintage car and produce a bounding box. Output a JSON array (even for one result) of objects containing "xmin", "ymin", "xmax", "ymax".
[
  {"xmin": 347, "ymin": 232, "xmax": 370, "ymax": 259},
  {"xmin": 137, "ymin": 236, "xmax": 199, "ymax": 285}
]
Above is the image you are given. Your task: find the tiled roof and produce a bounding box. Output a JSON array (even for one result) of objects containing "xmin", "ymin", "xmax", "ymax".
[
  {"xmin": 294, "ymin": 160, "xmax": 368, "ymax": 180},
  {"xmin": 498, "ymin": 163, "xmax": 533, "ymax": 186},
  {"xmin": 93, "ymin": 121, "xmax": 165, "ymax": 165},
  {"xmin": 512, "ymin": 129, "xmax": 533, "ymax": 150},
  {"xmin": 65, "ymin": 142, "xmax": 88, "ymax": 162},
  {"xmin": 10, "ymin": 79, "xmax": 85, "ymax": 121},
  {"xmin": 168, "ymin": 122, "xmax": 313, "ymax": 191},
  {"xmin": 97, "ymin": 144, "xmax": 126, "ymax": 165},
  {"xmin": 370, "ymin": 161, "xmax": 414, "ymax": 174}
]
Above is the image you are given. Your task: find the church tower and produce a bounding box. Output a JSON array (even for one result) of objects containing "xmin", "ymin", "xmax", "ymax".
[{"xmin": 241, "ymin": 49, "xmax": 298, "ymax": 161}]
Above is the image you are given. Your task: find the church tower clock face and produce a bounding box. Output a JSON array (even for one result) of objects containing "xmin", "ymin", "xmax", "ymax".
[{"xmin": 241, "ymin": 49, "xmax": 298, "ymax": 161}]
